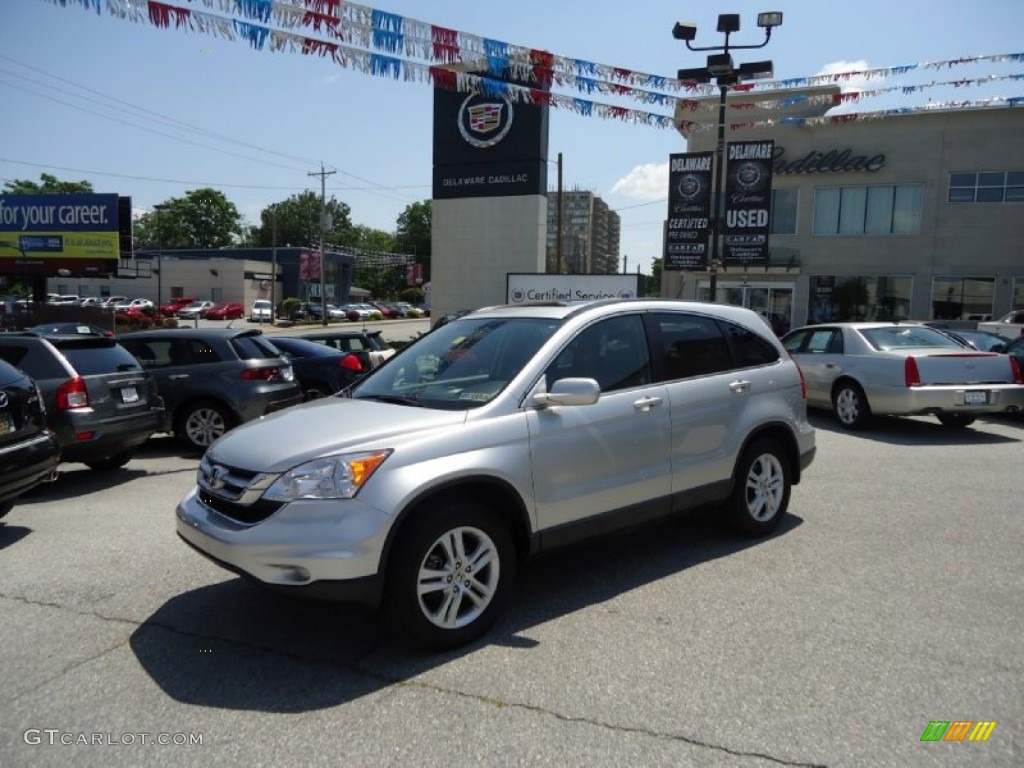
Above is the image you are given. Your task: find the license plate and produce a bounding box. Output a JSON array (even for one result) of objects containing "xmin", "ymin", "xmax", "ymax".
[
  {"xmin": 121, "ymin": 386, "xmax": 139, "ymax": 404},
  {"xmin": 964, "ymin": 391, "xmax": 988, "ymax": 405},
  {"xmin": 0, "ymin": 411, "xmax": 14, "ymax": 436}
]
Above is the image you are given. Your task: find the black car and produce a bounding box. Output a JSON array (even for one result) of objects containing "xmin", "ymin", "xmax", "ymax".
[
  {"xmin": 119, "ymin": 328, "xmax": 304, "ymax": 451},
  {"xmin": 267, "ymin": 336, "xmax": 366, "ymax": 399},
  {"xmin": 0, "ymin": 359, "xmax": 60, "ymax": 519},
  {"xmin": 0, "ymin": 333, "xmax": 164, "ymax": 471},
  {"xmin": 287, "ymin": 329, "xmax": 395, "ymax": 369}
]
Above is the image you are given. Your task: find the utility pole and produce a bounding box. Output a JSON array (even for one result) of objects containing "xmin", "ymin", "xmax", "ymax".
[
  {"xmin": 556, "ymin": 152, "xmax": 564, "ymax": 274},
  {"xmin": 308, "ymin": 162, "xmax": 336, "ymax": 326},
  {"xmin": 270, "ymin": 210, "xmax": 278, "ymax": 326}
]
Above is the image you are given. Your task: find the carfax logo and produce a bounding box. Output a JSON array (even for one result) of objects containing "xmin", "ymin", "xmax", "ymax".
[
  {"xmin": 458, "ymin": 94, "xmax": 514, "ymax": 148},
  {"xmin": 920, "ymin": 721, "xmax": 997, "ymax": 742}
]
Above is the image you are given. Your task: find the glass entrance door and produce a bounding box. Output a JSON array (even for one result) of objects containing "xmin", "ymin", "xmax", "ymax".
[{"xmin": 701, "ymin": 280, "xmax": 794, "ymax": 335}]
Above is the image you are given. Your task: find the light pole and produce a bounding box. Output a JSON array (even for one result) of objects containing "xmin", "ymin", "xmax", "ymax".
[
  {"xmin": 674, "ymin": 12, "xmax": 782, "ymax": 302},
  {"xmin": 152, "ymin": 203, "xmax": 167, "ymax": 311}
]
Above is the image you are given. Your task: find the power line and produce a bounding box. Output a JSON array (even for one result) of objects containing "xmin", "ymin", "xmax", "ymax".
[{"xmin": 0, "ymin": 157, "xmax": 429, "ymax": 193}]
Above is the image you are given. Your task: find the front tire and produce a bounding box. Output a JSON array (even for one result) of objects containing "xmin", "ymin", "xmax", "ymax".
[
  {"xmin": 936, "ymin": 412, "xmax": 976, "ymax": 429},
  {"xmin": 724, "ymin": 439, "xmax": 791, "ymax": 537},
  {"xmin": 0, "ymin": 499, "xmax": 13, "ymax": 520},
  {"xmin": 386, "ymin": 499, "xmax": 516, "ymax": 649},
  {"xmin": 175, "ymin": 400, "xmax": 232, "ymax": 452},
  {"xmin": 832, "ymin": 380, "xmax": 872, "ymax": 430}
]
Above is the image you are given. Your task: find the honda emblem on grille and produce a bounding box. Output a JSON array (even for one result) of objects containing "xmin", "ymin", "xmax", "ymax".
[{"xmin": 208, "ymin": 465, "xmax": 227, "ymax": 490}]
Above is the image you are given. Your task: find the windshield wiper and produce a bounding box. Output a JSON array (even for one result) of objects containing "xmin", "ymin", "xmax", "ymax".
[{"xmin": 355, "ymin": 394, "xmax": 422, "ymax": 406}]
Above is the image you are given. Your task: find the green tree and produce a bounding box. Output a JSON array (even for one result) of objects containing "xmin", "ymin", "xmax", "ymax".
[
  {"xmin": 254, "ymin": 191, "xmax": 355, "ymax": 249},
  {"xmin": 134, "ymin": 188, "xmax": 242, "ymax": 249},
  {"xmin": 2, "ymin": 173, "xmax": 93, "ymax": 195},
  {"xmin": 647, "ymin": 257, "xmax": 663, "ymax": 297},
  {"xmin": 352, "ymin": 225, "xmax": 396, "ymax": 253},
  {"xmin": 394, "ymin": 200, "xmax": 431, "ymax": 276}
]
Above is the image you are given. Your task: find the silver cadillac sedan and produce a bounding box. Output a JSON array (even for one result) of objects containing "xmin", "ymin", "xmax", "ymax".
[{"xmin": 782, "ymin": 321, "xmax": 1024, "ymax": 429}]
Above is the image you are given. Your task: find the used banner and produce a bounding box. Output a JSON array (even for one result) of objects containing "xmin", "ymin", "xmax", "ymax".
[
  {"xmin": 723, "ymin": 140, "xmax": 775, "ymax": 265},
  {"xmin": 663, "ymin": 151, "xmax": 713, "ymax": 271}
]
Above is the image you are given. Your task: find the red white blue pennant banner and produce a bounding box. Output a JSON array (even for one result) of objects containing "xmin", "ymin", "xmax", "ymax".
[{"xmin": 44, "ymin": 0, "xmax": 1024, "ymax": 131}]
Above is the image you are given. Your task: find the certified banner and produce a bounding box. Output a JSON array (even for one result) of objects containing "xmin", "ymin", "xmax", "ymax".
[
  {"xmin": 663, "ymin": 151, "xmax": 713, "ymax": 271},
  {"xmin": 723, "ymin": 140, "xmax": 774, "ymax": 265}
]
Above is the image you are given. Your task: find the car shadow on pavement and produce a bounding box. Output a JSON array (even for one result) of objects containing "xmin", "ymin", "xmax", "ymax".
[
  {"xmin": 129, "ymin": 511, "xmax": 802, "ymax": 713},
  {"xmin": 0, "ymin": 524, "xmax": 31, "ymax": 551},
  {"xmin": 807, "ymin": 411, "xmax": 1021, "ymax": 446}
]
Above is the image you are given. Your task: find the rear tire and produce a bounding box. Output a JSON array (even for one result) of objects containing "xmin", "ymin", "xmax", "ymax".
[
  {"xmin": 175, "ymin": 400, "xmax": 233, "ymax": 452},
  {"xmin": 304, "ymin": 385, "xmax": 330, "ymax": 401},
  {"xmin": 0, "ymin": 500, "xmax": 13, "ymax": 520},
  {"xmin": 724, "ymin": 439, "xmax": 791, "ymax": 537},
  {"xmin": 84, "ymin": 450, "xmax": 134, "ymax": 471},
  {"xmin": 832, "ymin": 380, "xmax": 872, "ymax": 430},
  {"xmin": 386, "ymin": 499, "xmax": 516, "ymax": 649},
  {"xmin": 936, "ymin": 413, "xmax": 976, "ymax": 429}
]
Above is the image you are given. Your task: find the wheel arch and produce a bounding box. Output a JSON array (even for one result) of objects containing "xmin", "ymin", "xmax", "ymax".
[
  {"xmin": 734, "ymin": 423, "xmax": 803, "ymax": 485},
  {"xmin": 379, "ymin": 477, "xmax": 533, "ymax": 580},
  {"xmin": 171, "ymin": 395, "xmax": 241, "ymax": 434}
]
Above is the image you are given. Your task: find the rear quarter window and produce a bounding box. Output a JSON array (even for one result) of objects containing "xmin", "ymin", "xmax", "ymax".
[
  {"xmin": 721, "ymin": 321, "xmax": 780, "ymax": 367},
  {"xmin": 230, "ymin": 335, "xmax": 283, "ymax": 360},
  {"xmin": 0, "ymin": 342, "xmax": 69, "ymax": 379}
]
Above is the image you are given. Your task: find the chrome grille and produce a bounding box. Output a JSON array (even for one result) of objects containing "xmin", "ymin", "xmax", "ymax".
[{"xmin": 197, "ymin": 456, "xmax": 282, "ymax": 524}]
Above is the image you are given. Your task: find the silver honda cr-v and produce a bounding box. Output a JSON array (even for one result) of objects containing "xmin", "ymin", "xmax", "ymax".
[{"xmin": 177, "ymin": 300, "xmax": 816, "ymax": 648}]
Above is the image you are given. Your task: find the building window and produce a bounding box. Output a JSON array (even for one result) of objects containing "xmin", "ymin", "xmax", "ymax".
[
  {"xmin": 931, "ymin": 277, "xmax": 995, "ymax": 320},
  {"xmin": 808, "ymin": 275, "xmax": 913, "ymax": 322},
  {"xmin": 770, "ymin": 188, "xmax": 797, "ymax": 235},
  {"xmin": 1015, "ymin": 278, "xmax": 1024, "ymax": 311},
  {"xmin": 948, "ymin": 171, "xmax": 1024, "ymax": 203},
  {"xmin": 813, "ymin": 185, "xmax": 922, "ymax": 235}
]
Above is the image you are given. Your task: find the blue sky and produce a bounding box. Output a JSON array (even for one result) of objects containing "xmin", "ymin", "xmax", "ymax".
[{"xmin": 2, "ymin": 0, "xmax": 1022, "ymax": 275}]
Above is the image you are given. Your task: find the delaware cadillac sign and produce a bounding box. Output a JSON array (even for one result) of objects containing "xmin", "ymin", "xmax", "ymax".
[
  {"xmin": 663, "ymin": 151, "xmax": 713, "ymax": 271},
  {"xmin": 723, "ymin": 139, "xmax": 775, "ymax": 265},
  {"xmin": 433, "ymin": 75, "xmax": 549, "ymax": 200}
]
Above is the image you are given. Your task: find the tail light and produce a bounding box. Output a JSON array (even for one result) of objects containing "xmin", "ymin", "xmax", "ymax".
[
  {"xmin": 56, "ymin": 376, "xmax": 89, "ymax": 410},
  {"xmin": 788, "ymin": 353, "xmax": 806, "ymax": 399},
  {"xmin": 904, "ymin": 356, "xmax": 921, "ymax": 387},
  {"xmin": 1011, "ymin": 356, "xmax": 1024, "ymax": 384},
  {"xmin": 241, "ymin": 366, "xmax": 282, "ymax": 382},
  {"xmin": 340, "ymin": 354, "xmax": 364, "ymax": 373}
]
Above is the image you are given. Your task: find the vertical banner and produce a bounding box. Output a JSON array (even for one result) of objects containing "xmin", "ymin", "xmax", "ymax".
[
  {"xmin": 663, "ymin": 152, "xmax": 713, "ymax": 271},
  {"xmin": 723, "ymin": 139, "xmax": 775, "ymax": 265}
]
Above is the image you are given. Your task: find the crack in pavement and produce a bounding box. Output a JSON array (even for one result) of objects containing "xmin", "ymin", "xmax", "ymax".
[{"xmin": 2, "ymin": 592, "xmax": 825, "ymax": 766}]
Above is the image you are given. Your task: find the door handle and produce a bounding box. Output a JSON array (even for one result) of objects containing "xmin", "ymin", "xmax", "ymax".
[
  {"xmin": 729, "ymin": 380, "xmax": 751, "ymax": 393},
  {"xmin": 824, "ymin": 363, "xmax": 838, "ymax": 369},
  {"xmin": 168, "ymin": 374, "xmax": 190, "ymax": 380},
  {"xmin": 633, "ymin": 396, "xmax": 662, "ymax": 412}
]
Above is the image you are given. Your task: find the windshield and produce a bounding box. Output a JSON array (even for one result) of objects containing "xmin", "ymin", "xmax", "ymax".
[{"xmin": 352, "ymin": 317, "xmax": 560, "ymax": 410}]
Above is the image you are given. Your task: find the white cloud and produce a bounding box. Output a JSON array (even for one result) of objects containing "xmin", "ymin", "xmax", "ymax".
[
  {"xmin": 610, "ymin": 162, "xmax": 669, "ymax": 200},
  {"xmin": 815, "ymin": 59, "xmax": 874, "ymax": 93}
]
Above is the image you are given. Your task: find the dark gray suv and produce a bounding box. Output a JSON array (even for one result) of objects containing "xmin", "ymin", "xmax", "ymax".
[
  {"xmin": 119, "ymin": 328, "xmax": 303, "ymax": 452},
  {"xmin": 0, "ymin": 333, "xmax": 164, "ymax": 470}
]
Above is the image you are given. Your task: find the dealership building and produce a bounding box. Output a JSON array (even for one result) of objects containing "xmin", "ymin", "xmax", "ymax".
[{"xmin": 661, "ymin": 85, "xmax": 1024, "ymax": 331}]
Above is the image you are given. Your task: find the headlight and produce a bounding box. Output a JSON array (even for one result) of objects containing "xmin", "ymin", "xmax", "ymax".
[{"xmin": 263, "ymin": 450, "xmax": 391, "ymax": 501}]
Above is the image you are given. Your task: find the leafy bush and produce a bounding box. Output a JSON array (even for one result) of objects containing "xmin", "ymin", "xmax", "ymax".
[
  {"xmin": 405, "ymin": 307, "xmax": 423, "ymax": 318},
  {"xmin": 279, "ymin": 297, "xmax": 301, "ymax": 320},
  {"xmin": 369, "ymin": 310, "xmax": 384, "ymax": 321}
]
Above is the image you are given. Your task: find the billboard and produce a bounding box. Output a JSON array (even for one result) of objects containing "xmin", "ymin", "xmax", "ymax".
[
  {"xmin": 664, "ymin": 152, "xmax": 713, "ymax": 271},
  {"xmin": 507, "ymin": 273, "xmax": 640, "ymax": 304},
  {"xmin": 723, "ymin": 140, "xmax": 775, "ymax": 265},
  {"xmin": 433, "ymin": 74, "xmax": 550, "ymax": 199},
  {"xmin": 0, "ymin": 194, "xmax": 122, "ymax": 261}
]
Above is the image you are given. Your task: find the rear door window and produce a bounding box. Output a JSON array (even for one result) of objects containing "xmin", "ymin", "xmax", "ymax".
[{"xmin": 649, "ymin": 313, "xmax": 733, "ymax": 380}]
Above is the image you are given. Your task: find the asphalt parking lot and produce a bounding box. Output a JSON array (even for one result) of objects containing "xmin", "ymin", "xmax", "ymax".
[{"xmin": 1, "ymin": 408, "xmax": 1021, "ymax": 767}]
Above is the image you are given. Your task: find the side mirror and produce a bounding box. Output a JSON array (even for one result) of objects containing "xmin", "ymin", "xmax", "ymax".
[{"xmin": 531, "ymin": 377, "xmax": 601, "ymax": 408}]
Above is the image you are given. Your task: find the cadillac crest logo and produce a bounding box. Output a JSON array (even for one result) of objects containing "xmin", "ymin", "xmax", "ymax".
[{"xmin": 458, "ymin": 93, "xmax": 514, "ymax": 148}]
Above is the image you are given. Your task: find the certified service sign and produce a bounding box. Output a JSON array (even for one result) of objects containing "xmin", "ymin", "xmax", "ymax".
[{"xmin": 458, "ymin": 94, "xmax": 514, "ymax": 149}]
